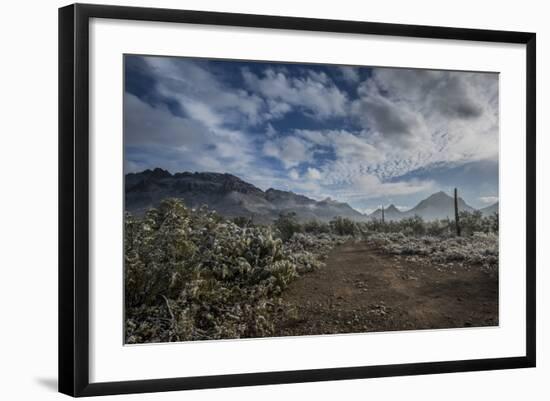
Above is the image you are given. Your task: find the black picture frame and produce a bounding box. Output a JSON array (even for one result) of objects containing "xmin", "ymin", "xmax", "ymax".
[{"xmin": 59, "ymin": 3, "xmax": 536, "ymax": 397}]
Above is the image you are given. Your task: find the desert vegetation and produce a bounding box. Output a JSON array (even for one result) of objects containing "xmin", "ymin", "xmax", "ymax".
[
  {"xmin": 125, "ymin": 198, "xmax": 498, "ymax": 343},
  {"xmin": 125, "ymin": 199, "xmax": 348, "ymax": 343}
]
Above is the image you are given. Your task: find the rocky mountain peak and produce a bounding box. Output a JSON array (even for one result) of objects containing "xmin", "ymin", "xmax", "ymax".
[
  {"xmin": 125, "ymin": 170, "xmax": 364, "ymax": 223},
  {"xmin": 426, "ymin": 191, "xmax": 452, "ymax": 201}
]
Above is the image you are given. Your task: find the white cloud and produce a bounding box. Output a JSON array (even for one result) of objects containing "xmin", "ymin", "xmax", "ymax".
[
  {"xmin": 288, "ymin": 169, "xmax": 300, "ymax": 180},
  {"xmin": 265, "ymin": 100, "xmax": 292, "ymax": 120},
  {"xmin": 292, "ymin": 180, "xmax": 323, "ymax": 194},
  {"xmin": 181, "ymin": 99, "xmax": 222, "ymax": 129},
  {"xmin": 124, "ymin": 92, "xmax": 206, "ymax": 147},
  {"xmin": 479, "ymin": 196, "xmax": 499, "ymax": 204},
  {"xmin": 242, "ymin": 68, "xmax": 349, "ymax": 119},
  {"xmin": 338, "ymin": 174, "xmax": 435, "ymax": 200},
  {"xmin": 265, "ymin": 123, "xmax": 277, "ymax": 138},
  {"xmin": 359, "ymin": 207, "xmax": 376, "ymax": 215},
  {"xmin": 124, "ymin": 93, "xmax": 255, "ymax": 175},
  {"xmin": 144, "ymin": 56, "xmax": 267, "ymax": 127},
  {"xmin": 295, "ymin": 129, "xmax": 412, "ymax": 185},
  {"xmin": 126, "ymin": 57, "xmax": 499, "ymax": 211},
  {"xmin": 352, "ymin": 91, "xmax": 430, "ymax": 146},
  {"xmin": 306, "ymin": 167, "xmax": 322, "ymax": 180},
  {"xmin": 327, "ymin": 131, "xmax": 384, "ymax": 162},
  {"xmin": 295, "ymin": 129, "xmax": 331, "ymax": 146},
  {"xmin": 351, "ymin": 68, "xmax": 499, "ymax": 165},
  {"xmin": 296, "ymin": 129, "xmax": 385, "ymax": 164},
  {"xmin": 263, "ymin": 136, "xmax": 311, "ymax": 169},
  {"xmin": 282, "ymin": 68, "xmax": 501, "ymax": 192},
  {"xmin": 338, "ymin": 66, "xmax": 360, "ymax": 83}
]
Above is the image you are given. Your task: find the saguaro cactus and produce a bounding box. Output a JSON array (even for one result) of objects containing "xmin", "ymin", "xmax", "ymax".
[{"xmin": 454, "ymin": 188, "xmax": 461, "ymax": 236}]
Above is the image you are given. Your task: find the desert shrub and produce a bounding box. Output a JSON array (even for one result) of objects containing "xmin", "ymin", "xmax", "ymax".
[
  {"xmin": 359, "ymin": 211, "xmax": 498, "ymax": 238},
  {"xmin": 358, "ymin": 216, "xmax": 433, "ymax": 237},
  {"xmin": 274, "ymin": 212, "xmax": 303, "ymax": 242},
  {"xmin": 125, "ymin": 199, "xmax": 333, "ymax": 344},
  {"xmin": 458, "ymin": 210, "xmax": 483, "ymax": 235},
  {"xmin": 124, "ymin": 204, "xmax": 198, "ymax": 307},
  {"xmin": 360, "ymin": 219, "xmax": 382, "ymax": 233},
  {"xmin": 425, "ymin": 218, "xmax": 453, "ymax": 237},
  {"xmin": 303, "ymin": 220, "xmax": 331, "ymax": 235},
  {"xmin": 366, "ymin": 231, "xmax": 498, "ymax": 271},
  {"xmin": 457, "ymin": 210, "xmax": 499, "ymax": 236},
  {"xmin": 488, "ymin": 212, "xmax": 499, "ymax": 233},
  {"xmin": 398, "ymin": 215, "xmax": 426, "ymax": 236},
  {"xmin": 233, "ymin": 216, "xmax": 253, "ymax": 228},
  {"xmin": 330, "ymin": 216, "xmax": 359, "ymax": 236},
  {"xmin": 286, "ymin": 232, "xmax": 351, "ymax": 272}
]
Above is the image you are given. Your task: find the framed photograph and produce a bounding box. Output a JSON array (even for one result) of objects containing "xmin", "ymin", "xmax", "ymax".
[{"xmin": 59, "ymin": 3, "xmax": 536, "ymax": 397}]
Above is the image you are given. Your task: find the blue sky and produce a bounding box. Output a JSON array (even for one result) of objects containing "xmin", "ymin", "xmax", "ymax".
[{"xmin": 124, "ymin": 55, "xmax": 499, "ymax": 212}]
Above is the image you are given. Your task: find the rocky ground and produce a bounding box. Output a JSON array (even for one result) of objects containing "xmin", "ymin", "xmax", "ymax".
[{"xmin": 274, "ymin": 241, "xmax": 498, "ymax": 336}]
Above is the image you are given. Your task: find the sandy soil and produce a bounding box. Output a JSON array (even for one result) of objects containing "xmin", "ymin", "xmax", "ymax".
[{"xmin": 274, "ymin": 241, "xmax": 498, "ymax": 336}]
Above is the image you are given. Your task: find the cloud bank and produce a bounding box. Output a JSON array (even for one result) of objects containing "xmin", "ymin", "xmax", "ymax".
[{"xmin": 124, "ymin": 55, "xmax": 499, "ymax": 210}]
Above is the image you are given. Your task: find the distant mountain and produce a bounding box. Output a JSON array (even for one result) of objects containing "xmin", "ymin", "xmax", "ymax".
[
  {"xmin": 126, "ymin": 169, "xmax": 491, "ymax": 224},
  {"xmin": 368, "ymin": 191, "xmax": 475, "ymax": 222},
  {"xmin": 125, "ymin": 169, "xmax": 366, "ymax": 223},
  {"xmin": 404, "ymin": 191, "xmax": 474, "ymax": 221},
  {"xmin": 369, "ymin": 204, "xmax": 404, "ymax": 222},
  {"xmin": 480, "ymin": 202, "xmax": 499, "ymax": 216}
]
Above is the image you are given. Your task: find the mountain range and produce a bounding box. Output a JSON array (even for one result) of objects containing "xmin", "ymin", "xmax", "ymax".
[
  {"xmin": 480, "ymin": 201, "xmax": 499, "ymax": 216},
  {"xmin": 369, "ymin": 191, "xmax": 474, "ymax": 222},
  {"xmin": 125, "ymin": 168, "xmax": 498, "ymax": 223}
]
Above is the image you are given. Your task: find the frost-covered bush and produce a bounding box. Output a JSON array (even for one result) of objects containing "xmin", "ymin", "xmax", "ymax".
[
  {"xmin": 125, "ymin": 199, "xmax": 334, "ymax": 343},
  {"xmin": 459, "ymin": 210, "xmax": 499, "ymax": 236},
  {"xmin": 488, "ymin": 212, "xmax": 499, "ymax": 233},
  {"xmin": 303, "ymin": 220, "xmax": 331, "ymax": 235},
  {"xmin": 329, "ymin": 217, "xmax": 359, "ymax": 236},
  {"xmin": 274, "ymin": 212, "xmax": 303, "ymax": 242},
  {"xmin": 232, "ymin": 216, "xmax": 253, "ymax": 228},
  {"xmin": 358, "ymin": 212, "xmax": 497, "ymax": 238},
  {"xmin": 424, "ymin": 218, "xmax": 454, "ymax": 237},
  {"xmin": 285, "ymin": 232, "xmax": 351, "ymax": 272},
  {"xmin": 358, "ymin": 216, "xmax": 430, "ymax": 236},
  {"xmin": 366, "ymin": 231, "xmax": 498, "ymax": 270},
  {"xmin": 397, "ymin": 216, "xmax": 427, "ymax": 236}
]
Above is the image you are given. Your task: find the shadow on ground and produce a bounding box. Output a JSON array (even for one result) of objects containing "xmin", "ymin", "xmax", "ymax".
[{"xmin": 35, "ymin": 377, "xmax": 57, "ymax": 392}]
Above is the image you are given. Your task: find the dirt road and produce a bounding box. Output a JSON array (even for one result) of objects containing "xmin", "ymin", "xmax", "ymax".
[{"xmin": 275, "ymin": 241, "xmax": 498, "ymax": 336}]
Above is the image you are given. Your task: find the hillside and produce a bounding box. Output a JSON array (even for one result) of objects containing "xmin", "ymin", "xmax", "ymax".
[
  {"xmin": 480, "ymin": 202, "xmax": 499, "ymax": 216},
  {"xmin": 125, "ymin": 169, "xmax": 366, "ymax": 223},
  {"xmin": 369, "ymin": 204, "xmax": 403, "ymax": 222},
  {"xmin": 126, "ymin": 168, "xmax": 496, "ymax": 223},
  {"xmin": 401, "ymin": 191, "xmax": 474, "ymax": 221}
]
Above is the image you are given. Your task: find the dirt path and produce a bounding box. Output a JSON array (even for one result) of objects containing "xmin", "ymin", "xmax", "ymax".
[{"xmin": 275, "ymin": 241, "xmax": 498, "ymax": 336}]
